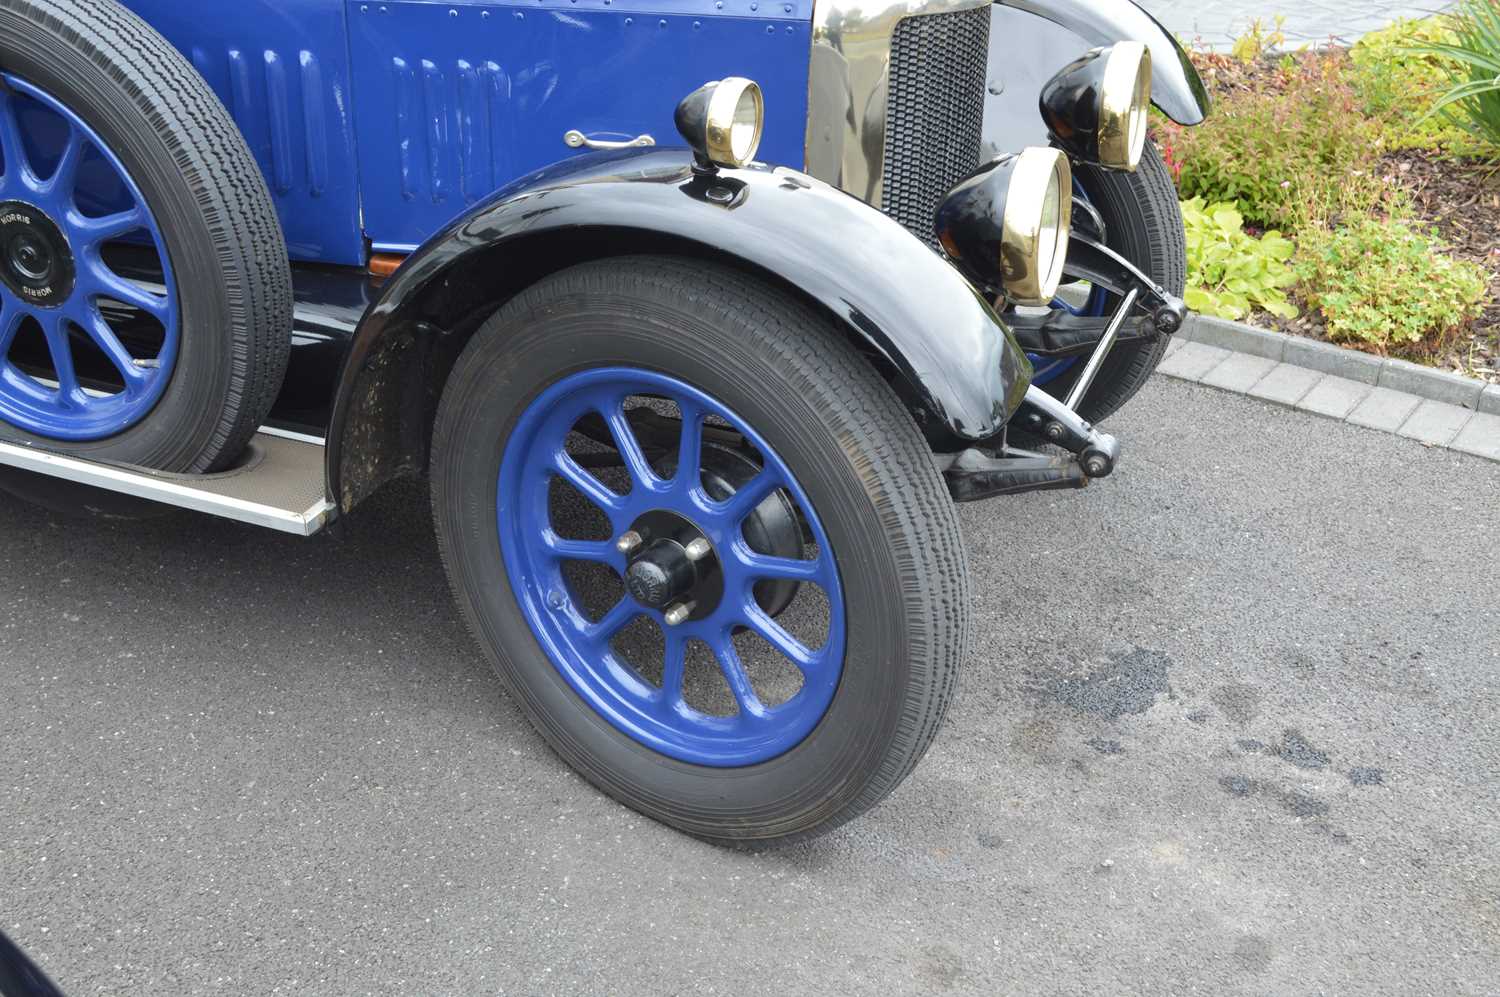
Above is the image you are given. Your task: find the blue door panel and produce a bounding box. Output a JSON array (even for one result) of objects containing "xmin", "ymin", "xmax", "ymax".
[
  {"xmin": 119, "ymin": 0, "xmax": 367, "ymax": 266},
  {"xmin": 347, "ymin": 0, "xmax": 811, "ymax": 252}
]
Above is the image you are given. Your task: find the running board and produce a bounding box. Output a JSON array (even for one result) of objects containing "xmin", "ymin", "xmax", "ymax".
[{"xmin": 0, "ymin": 430, "xmax": 335, "ymax": 535}]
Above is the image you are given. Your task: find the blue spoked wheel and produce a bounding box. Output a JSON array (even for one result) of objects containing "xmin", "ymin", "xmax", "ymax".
[
  {"xmin": 1017, "ymin": 146, "xmax": 1186, "ymax": 425},
  {"xmin": 0, "ymin": 73, "xmax": 178, "ymax": 439},
  {"xmin": 499, "ymin": 367, "xmax": 847, "ymax": 767},
  {"xmin": 432, "ymin": 256, "xmax": 968, "ymax": 845},
  {"xmin": 0, "ymin": 0, "xmax": 291, "ymax": 471}
]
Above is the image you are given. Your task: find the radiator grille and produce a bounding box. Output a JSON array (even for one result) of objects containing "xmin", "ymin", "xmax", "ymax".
[{"xmin": 881, "ymin": 7, "xmax": 990, "ymax": 244}]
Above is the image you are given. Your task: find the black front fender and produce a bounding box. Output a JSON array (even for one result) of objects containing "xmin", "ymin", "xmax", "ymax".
[
  {"xmin": 327, "ymin": 147, "xmax": 1029, "ymax": 511},
  {"xmin": 983, "ymin": 0, "xmax": 1210, "ymax": 158},
  {"xmin": 1000, "ymin": 0, "xmax": 1210, "ymax": 125}
]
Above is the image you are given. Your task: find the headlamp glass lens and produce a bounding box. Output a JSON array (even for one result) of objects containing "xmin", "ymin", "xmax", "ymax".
[
  {"xmin": 730, "ymin": 87, "xmax": 761, "ymax": 163},
  {"xmin": 1128, "ymin": 61, "xmax": 1151, "ymax": 162},
  {"xmin": 1037, "ymin": 168, "xmax": 1061, "ymax": 288}
]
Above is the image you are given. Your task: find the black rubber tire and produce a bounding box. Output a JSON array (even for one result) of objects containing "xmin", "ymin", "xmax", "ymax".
[
  {"xmin": 0, "ymin": 0, "xmax": 291, "ymax": 472},
  {"xmin": 431, "ymin": 256, "xmax": 970, "ymax": 847},
  {"xmin": 1029, "ymin": 143, "xmax": 1186, "ymax": 426}
]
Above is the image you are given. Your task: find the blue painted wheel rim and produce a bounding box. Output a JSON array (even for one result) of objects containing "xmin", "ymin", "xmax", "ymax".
[
  {"xmin": 498, "ymin": 367, "xmax": 847, "ymax": 767},
  {"xmin": 0, "ymin": 73, "xmax": 179, "ymax": 440},
  {"xmin": 1027, "ymin": 180, "xmax": 1105, "ymax": 387}
]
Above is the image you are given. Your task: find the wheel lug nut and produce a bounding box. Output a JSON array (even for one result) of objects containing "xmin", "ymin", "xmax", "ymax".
[
  {"xmin": 615, "ymin": 530, "xmax": 643, "ymax": 554},
  {"xmin": 683, "ymin": 538, "xmax": 711, "ymax": 561},
  {"xmin": 663, "ymin": 601, "xmax": 694, "ymax": 626}
]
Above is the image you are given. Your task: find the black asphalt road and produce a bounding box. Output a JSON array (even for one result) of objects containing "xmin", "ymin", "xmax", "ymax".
[{"xmin": 2, "ymin": 377, "xmax": 1497, "ymax": 995}]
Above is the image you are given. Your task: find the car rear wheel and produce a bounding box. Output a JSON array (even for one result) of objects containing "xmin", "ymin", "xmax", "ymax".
[
  {"xmin": 0, "ymin": 0, "xmax": 291, "ymax": 471},
  {"xmin": 431, "ymin": 256, "xmax": 969, "ymax": 846}
]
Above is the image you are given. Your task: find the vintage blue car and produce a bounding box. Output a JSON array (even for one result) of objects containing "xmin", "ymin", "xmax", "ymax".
[
  {"xmin": 0, "ymin": 0, "xmax": 1204, "ymax": 843},
  {"xmin": 0, "ymin": 927, "xmax": 62, "ymax": 997}
]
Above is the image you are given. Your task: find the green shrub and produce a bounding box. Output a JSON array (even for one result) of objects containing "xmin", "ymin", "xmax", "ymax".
[
  {"xmin": 1231, "ymin": 16, "xmax": 1287, "ymax": 64},
  {"xmin": 1182, "ymin": 197, "xmax": 1299, "ymax": 320},
  {"xmin": 1293, "ymin": 217, "xmax": 1488, "ymax": 350},
  {"xmin": 1350, "ymin": 17, "xmax": 1473, "ymax": 152},
  {"xmin": 1418, "ymin": 0, "xmax": 1500, "ymax": 155},
  {"xmin": 1167, "ymin": 52, "xmax": 1388, "ymax": 230}
]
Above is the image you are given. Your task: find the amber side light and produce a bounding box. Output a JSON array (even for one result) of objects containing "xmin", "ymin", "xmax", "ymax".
[{"xmin": 368, "ymin": 253, "xmax": 406, "ymax": 279}]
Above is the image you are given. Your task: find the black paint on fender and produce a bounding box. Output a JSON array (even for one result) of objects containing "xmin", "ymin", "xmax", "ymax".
[
  {"xmin": 983, "ymin": 0, "xmax": 1209, "ymax": 161},
  {"xmin": 999, "ymin": 0, "xmax": 1209, "ymax": 125},
  {"xmin": 326, "ymin": 147, "xmax": 1031, "ymax": 511}
]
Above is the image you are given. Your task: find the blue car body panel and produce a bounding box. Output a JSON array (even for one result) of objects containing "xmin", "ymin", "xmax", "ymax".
[
  {"xmin": 115, "ymin": 0, "xmax": 811, "ymax": 264},
  {"xmin": 118, "ymin": 0, "xmax": 367, "ymax": 265},
  {"xmin": 107, "ymin": 0, "xmax": 1201, "ymax": 268},
  {"xmin": 347, "ymin": 0, "xmax": 811, "ymax": 253}
]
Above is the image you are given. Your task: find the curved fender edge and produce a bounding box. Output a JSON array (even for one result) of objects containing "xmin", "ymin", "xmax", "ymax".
[
  {"xmin": 326, "ymin": 147, "xmax": 1030, "ymax": 512},
  {"xmin": 996, "ymin": 0, "xmax": 1211, "ymax": 126}
]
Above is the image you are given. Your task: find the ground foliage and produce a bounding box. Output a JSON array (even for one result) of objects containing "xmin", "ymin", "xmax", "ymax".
[
  {"xmin": 1293, "ymin": 217, "xmax": 1487, "ymax": 347},
  {"xmin": 1155, "ymin": 17, "xmax": 1499, "ymax": 379},
  {"xmin": 1182, "ymin": 197, "xmax": 1298, "ymax": 321}
]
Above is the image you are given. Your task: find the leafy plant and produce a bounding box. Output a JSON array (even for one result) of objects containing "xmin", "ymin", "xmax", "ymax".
[
  {"xmin": 1182, "ymin": 197, "xmax": 1299, "ymax": 320},
  {"xmin": 1293, "ymin": 217, "xmax": 1488, "ymax": 350},
  {"xmin": 1350, "ymin": 17, "xmax": 1473, "ymax": 152},
  {"xmin": 1416, "ymin": 0, "xmax": 1500, "ymax": 155},
  {"xmin": 1231, "ymin": 16, "xmax": 1287, "ymax": 64},
  {"xmin": 1167, "ymin": 52, "xmax": 1390, "ymax": 230}
]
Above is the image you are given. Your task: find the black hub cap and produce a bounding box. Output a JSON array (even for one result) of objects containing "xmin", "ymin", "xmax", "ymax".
[
  {"xmin": 622, "ymin": 509, "xmax": 723, "ymax": 621},
  {"xmin": 655, "ymin": 443, "xmax": 805, "ymax": 618},
  {"xmin": 0, "ymin": 200, "xmax": 75, "ymax": 308}
]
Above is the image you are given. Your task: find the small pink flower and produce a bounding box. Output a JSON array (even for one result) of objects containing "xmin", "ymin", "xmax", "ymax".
[{"xmin": 1279, "ymin": 180, "xmax": 1291, "ymax": 189}]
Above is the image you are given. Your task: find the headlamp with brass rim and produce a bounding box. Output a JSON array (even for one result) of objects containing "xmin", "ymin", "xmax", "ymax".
[
  {"xmin": 674, "ymin": 77, "xmax": 765, "ymax": 170},
  {"xmin": 1039, "ymin": 42, "xmax": 1153, "ymax": 171},
  {"xmin": 934, "ymin": 147, "xmax": 1073, "ymax": 305}
]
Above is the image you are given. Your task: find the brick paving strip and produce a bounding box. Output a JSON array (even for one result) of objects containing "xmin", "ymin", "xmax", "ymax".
[
  {"xmin": 1140, "ymin": 1, "xmax": 1455, "ymax": 49},
  {"xmin": 1157, "ymin": 315, "xmax": 1500, "ymax": 462}
]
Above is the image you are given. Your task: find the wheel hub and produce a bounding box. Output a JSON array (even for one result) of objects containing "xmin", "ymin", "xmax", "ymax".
[
  {"xmin": 655, "ymin": 443, "xmax": 804, "ymax": 618},
  {"xmin": 621, "ymin": 508, "xmax": 722, "ymax": 621},
  {"xmin": 0, "ymin": 200, "xmax": 74, "ymax": 308}
]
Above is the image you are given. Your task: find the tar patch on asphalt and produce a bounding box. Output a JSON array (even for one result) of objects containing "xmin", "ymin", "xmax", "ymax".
[
  {"xmin": 1217, "ymin": 773, "xmax": 1330, "ymax": 818},
  {"xmin": 1029, "ymin": 646, "xmax": 1172, "ymax": 721},
  {"xmin": 1275, "ymin": 728, "xmax": 1332, "ymax": 770}
]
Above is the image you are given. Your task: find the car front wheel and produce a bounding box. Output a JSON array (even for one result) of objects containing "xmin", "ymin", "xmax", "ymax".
[{"xmin": 430, "ymin": 256, "xmax": 970, "ymax": 846}]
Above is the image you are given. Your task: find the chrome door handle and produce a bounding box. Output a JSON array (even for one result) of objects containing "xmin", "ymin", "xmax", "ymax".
[{"xmin": 563, "ymin": 129, "xmax": 656, "ymax": 150}]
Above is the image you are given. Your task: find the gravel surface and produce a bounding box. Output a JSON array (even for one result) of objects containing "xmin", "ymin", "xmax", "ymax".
[{"xmin": 2, "ymin": 377, "xmax": 1497, "ymax": 995}]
